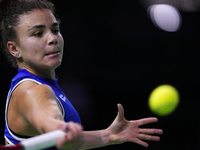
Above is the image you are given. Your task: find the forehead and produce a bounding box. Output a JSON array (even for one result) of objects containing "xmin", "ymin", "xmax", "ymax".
[{"xmin": 17, "ymin": 9, "xmax": 57, "ymax": 29}]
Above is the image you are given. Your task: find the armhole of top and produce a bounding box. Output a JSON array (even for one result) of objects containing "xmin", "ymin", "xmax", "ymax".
[
  {"xmin": 5, "ymin": 79, "xmax": 42, "ymax": 117},
  {"xmin": 4, "ymin": 79, "xmax": 43, "ymax": 143},
  {"xmin": 5, "ymin": 78, "xmax": 65, "ymax": 143},
  {"xmin": 6, "ymin": 78, "xmax": 64, "ymax": 117}
]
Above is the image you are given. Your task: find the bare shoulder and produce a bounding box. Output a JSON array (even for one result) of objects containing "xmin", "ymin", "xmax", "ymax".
[
  {"xmin": 12, "ymin": 80, "xmax": 57, "ymax": 111},
  {"xmin": 8, "ymin": 81, "xmax": 63, "ymax": 136},
  {"xmin": 8, "ymin": 81, "xmax": 57, "ymax": 135},
  {"xmin": 13, "ymin": 81, "xmax": 54, "ymax": 97}
]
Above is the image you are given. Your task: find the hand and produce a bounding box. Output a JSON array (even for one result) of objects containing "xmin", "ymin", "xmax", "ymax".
[
  {"xmin": 107, "ymin": 104, "xmax": 163, "ymax": 147},
  {"xmin": 56, "ymin": 122, "xmax": 85, "ymax": 150}
]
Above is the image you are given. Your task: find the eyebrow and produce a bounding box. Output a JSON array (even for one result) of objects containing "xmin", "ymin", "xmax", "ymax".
[{"xmin": 27, "ymin": 22, "xmax": 60, "ymax": 31}]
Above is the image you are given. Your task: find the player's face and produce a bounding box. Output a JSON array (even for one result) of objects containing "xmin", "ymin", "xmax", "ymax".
[{"xmin": 15, "ymin": 9, "xmax": 64, "ymax": 71}]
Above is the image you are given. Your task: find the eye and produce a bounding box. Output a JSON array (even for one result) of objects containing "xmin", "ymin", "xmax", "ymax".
[
  {"xmin": 52, "ymin": 29, "xmax": 60, "ymax": 34},
  {"xmin": 33, "ymin": 32, "xmax": 43, "ymax": 37}
]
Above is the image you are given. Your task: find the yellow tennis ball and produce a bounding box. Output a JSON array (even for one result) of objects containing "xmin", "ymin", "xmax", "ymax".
[{"xmin": 148, "ymin": 84, "xmax": 179, "ymax": 116}]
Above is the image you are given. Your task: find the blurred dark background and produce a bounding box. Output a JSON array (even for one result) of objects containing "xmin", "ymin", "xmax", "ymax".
[{"xmin": 1, "ymin": 0, "xmax": 200, "ymax": 149}]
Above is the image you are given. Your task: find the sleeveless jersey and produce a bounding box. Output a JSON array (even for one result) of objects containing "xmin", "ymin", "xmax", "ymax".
[{"xmin": 4, "ymin": 69, "xmax": 81, "ymax": 149}]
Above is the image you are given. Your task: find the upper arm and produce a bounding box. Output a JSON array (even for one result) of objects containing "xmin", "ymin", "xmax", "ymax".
[{"xmin": 16, "ymin": 82, "xmax": 64, "ymax": 133}]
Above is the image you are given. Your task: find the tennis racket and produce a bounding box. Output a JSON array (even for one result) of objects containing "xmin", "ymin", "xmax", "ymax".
[{"xmin": 0, "ymin": 130, "xmax": 66, "ymax": 150}]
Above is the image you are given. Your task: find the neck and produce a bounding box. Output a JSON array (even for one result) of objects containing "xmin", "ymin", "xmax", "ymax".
[{"xmin": 18, "ymin": 64, "xmax": 56, "ymax": 80}]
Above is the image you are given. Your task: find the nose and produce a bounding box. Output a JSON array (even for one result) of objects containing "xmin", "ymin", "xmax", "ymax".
[{"xmin": 48, "ymin": 32, "xmax": 58, "ymax": 45}]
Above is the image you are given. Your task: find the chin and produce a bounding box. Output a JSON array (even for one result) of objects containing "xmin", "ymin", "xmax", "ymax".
[{"xmin": 50, "ymin": 61, "xmax": 62, "ymax": 69}]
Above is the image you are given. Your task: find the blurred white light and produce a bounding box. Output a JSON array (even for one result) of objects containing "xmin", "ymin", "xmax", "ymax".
[
  {"xmin": 141, "ymin": 0, "xmax": 200, "ymax": 12},
  {"xmin": 148, "ymin": 4, "xmax": 182, "ymax": 32}
]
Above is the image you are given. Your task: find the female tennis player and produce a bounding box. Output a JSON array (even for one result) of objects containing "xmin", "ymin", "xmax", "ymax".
[{"xmin": 0, "ymin": 0, "xmax": 163, "ymax": 150}]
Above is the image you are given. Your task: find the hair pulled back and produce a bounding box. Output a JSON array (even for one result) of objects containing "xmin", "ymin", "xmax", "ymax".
[{"xmin": 0, "ymin": 0, "xmax": 56, "ymax": 68}]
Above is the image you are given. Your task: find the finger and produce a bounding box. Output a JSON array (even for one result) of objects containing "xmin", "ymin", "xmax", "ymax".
[
  {"xmin": 73, "ymin": 123, "xmax": 83, "ymax": 137},
  {"xmin": 71, "ymin": 122, "xmax": 83, "ymax": 132},
  {"xmin": 137, "ymin": 134, "xmax": 161, "ymax": 141},
  {"xmin": 139, "ymin": 129, "xmax": 163, "ymax": 135},
  {"xmin": 56, "ymin": 132, "xmax": 73, "ymax": 148},
  {"xmin": 137, "ymin": 117, "xmax": 158, "ymax": 126},
  {"xmin": 67, "ymin": 122, "xmax": 83, "ymax": 137},
  {"xmin": 56, "ymin": 135, "xmax": 66, "ymax": 148},
  {"xmin": 131, "ymin": 138, "xmax": 149, "ymax": 147},
  {"xmin": 117, "ymin": 103, "xmax": 124, "ymax": 120},
  {"xmin": 56, "ymin": 122, "xmax": 69, "ymax": 131}
]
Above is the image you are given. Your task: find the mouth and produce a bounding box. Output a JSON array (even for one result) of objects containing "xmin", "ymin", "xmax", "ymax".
[
  {"xmin": 45, "ymin": 51, "xmax": 60, "ymax": 57},
  {"xmin": 46, "ymin": 50, "xmax": 60, "ymax": 55}
]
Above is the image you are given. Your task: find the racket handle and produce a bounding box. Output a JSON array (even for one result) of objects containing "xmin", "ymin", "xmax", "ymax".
[{"xmin": 20, "ymin": 130, "xmax": 66, "ymax": 150}]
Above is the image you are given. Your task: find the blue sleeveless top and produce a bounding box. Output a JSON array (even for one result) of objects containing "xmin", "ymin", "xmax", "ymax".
[{"xmin": 4, "ymin": 69, "xmax": 81, "ymax": 149}]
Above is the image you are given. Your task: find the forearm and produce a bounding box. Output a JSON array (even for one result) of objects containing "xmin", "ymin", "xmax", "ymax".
[
  {"xmin": 39, "ymin": 117, "xmax": 66, "ymax": 133},
  {"xmin": 80, "ymin": 129, "xmax": 112, "ymax": 150}
]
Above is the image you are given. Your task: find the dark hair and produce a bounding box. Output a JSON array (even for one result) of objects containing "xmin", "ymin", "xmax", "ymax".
[{"xmin": 0, "ymin": 0, "xmax": 57, "ymax": 68}]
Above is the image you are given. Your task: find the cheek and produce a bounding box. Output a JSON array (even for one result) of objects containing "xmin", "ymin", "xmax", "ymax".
[
  {"xmin": 25, "ymin": 46, "xmax": 41, "ymax": 57},
  {"xmin": 21, "ymin": 44, "xmax": 45, "ymax": 62},
  {"xmin": 20, "ymin": 37, "xmax": 44, "ymax": 51},
  {"xmin": 58, "ymin": 34, "xmax": 64, "ymax": 47},
  {"xmin": 35, "ymin": 44, "xmax": 44, "ymax": 54},
  {"xmin": 29, "ymin": 41, "xmax": 46, "ymax": 55},
  {"xmin": 18, "ymin": 37, "xmax": 46, "ymax": 62}
]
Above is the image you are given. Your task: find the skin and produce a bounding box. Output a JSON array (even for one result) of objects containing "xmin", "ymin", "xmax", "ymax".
[
  {"xmin": 7, "ymin": 9, "xmax": 84, "ymax": 149},
  {"xmin": 8, "ymin": 9, "xmax": 64, "ymax": 79},
  {"xmin": 6, "ymin": 9, "xmax": 163, "ymax": 150}
]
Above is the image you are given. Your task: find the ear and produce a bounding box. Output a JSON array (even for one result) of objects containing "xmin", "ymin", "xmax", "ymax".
[{"xmin": 7, "ymin": 41, "xmax": 21, "ymax": 58}]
